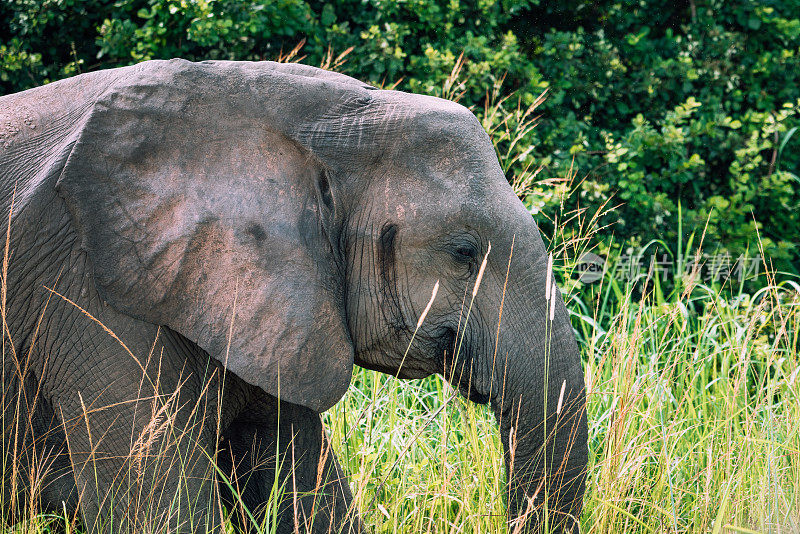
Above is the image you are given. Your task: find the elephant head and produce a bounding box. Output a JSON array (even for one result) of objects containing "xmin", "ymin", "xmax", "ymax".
[{"xmin": 53, "ymin": 59, "xmax": 587, "ymax": 531}]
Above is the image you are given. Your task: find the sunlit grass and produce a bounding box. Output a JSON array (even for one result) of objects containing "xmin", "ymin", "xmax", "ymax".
[
  {"xmin": 2, "ymin": 215, "xmax": 798, "ymax": 534},
  {"xmin": 324, "ymin": 264, "xmax": 800, "ymax": 533},
  {"xmin": 9, "ymin": 226, "xmax": 794, "ymax": 534}
]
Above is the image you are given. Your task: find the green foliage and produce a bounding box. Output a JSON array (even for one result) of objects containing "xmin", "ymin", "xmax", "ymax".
[{"xmin": 2, "ymin": 0, "xmax": 799, "ymax": 269}]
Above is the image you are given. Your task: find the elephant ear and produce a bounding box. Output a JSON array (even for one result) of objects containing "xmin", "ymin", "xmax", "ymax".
[{"xmin": 56, "ymin": 60, "xmax": 355, "ymax": 412}]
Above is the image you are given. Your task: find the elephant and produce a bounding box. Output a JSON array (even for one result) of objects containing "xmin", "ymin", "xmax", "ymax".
[{"xmin": 0, "ymin": 59, "xmax": 587, "ymax": 533}]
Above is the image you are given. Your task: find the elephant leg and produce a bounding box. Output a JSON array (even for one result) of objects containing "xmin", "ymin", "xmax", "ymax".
[
  {"xmin": 0, "ymin": 368, "xmax": 77, "ymax": 518},
  {"xmin": 218, "ymin": 393, "xmax": 360, "ymax": 534},
  {"xmin": 46, "ymin": 326, "xmax": 229, "ymax": 534},
  {"xmin": 29, "ymin": 394, "xmax": 79, "ymax": 514}
]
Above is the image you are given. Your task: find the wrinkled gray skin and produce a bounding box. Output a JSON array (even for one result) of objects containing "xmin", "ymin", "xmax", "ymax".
[{"xmin": 0, "ymin": 60, "xmax": 586, "ymax": 533}]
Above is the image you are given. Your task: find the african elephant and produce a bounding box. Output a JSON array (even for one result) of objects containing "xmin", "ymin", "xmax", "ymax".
[{"xmin": 0, "ymin": 59, "xmax": 587, "ymax": 533}]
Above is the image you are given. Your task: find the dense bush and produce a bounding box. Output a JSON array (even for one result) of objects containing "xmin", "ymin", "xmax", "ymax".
[{"xmin": 2, "ymin": 0, "xmax": 798, "ymax": 271}]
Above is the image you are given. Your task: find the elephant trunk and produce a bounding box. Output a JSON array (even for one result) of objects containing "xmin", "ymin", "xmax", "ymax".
[{"xmin": 491, "ymin": 280, "xmax": 588, "ymax": 533}]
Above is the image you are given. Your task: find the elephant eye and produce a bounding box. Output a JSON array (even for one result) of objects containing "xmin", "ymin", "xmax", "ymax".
[{"xmin": 450, "ymin": 242, "xmax": 478, "ymax": 263}]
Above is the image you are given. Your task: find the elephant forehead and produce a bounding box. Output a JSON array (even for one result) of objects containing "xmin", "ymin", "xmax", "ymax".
[{"xmin": 294, "ymin": 89, "xmax": 488, "ymax": 163}]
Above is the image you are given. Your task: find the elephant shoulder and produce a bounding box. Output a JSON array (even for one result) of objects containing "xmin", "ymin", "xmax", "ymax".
[{"xmin": 0, "ymin": 67, "xmax": 139, "ymax": 216}]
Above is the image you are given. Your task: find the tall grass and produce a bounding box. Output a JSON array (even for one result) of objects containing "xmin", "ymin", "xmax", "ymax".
[
  {"xmin": 9, "ymin": 252, "xmax": 798, "ymax": 533},
  {"xmin": 323, "ymin": 251, "xmax": 800, "ymax": 533}
]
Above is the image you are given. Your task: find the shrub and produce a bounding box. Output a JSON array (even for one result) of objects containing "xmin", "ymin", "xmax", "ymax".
[{"xmin": 2, "ymin": 0, "xmax": 798, "ymax": 271}]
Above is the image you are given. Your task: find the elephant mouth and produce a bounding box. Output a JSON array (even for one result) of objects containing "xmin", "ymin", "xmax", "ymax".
[
  {"xmin": 456, "ymin": 379, "xmax": 490, "ymax": 404},
  {"xmin": 438, "ymin": 328, "xmax": 491, "ymax": 405}
]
